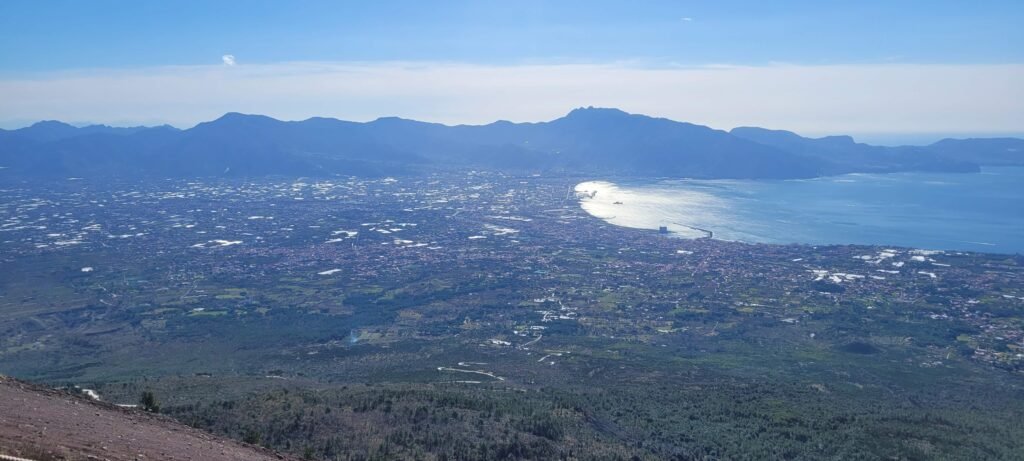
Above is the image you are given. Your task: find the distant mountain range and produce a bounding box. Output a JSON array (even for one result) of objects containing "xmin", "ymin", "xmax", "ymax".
[{"xmin": 1, "ymin": 107, "xmax": 1021, "ymax": 180}]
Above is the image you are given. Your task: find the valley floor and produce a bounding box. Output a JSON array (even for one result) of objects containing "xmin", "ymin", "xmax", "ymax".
[{"xmin": 0, "ymin": 172, "xmax": 1021, "ymax": 459}]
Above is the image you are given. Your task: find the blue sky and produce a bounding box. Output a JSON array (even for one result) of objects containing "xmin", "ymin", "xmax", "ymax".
[
  {"xmin": 2, "ymin": 0, "xmax": 1022, "ymax": 69},
  {"xmin": 0, "ymin": 1, "xmax": 1021, "ymax": 140}
]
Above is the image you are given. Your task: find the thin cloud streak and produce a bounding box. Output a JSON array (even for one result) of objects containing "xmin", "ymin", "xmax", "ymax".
[{"xmin": 0, "ymin": 61, "xmax": 1021, "ymax": 134}]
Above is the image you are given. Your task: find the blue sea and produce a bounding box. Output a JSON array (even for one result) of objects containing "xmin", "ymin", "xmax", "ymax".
[{"xmin": 575, "ymin": 166, "xmax": 1024, "ymax": 254}]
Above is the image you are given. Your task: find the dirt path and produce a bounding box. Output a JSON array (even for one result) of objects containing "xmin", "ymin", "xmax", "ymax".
[
  {"xmin": 0, "ymin": 376, "xmax": 294, "ymax": 461},
  {"xmin": 437, "ymin": 366, "xmax": 505, "ymax": 381}
]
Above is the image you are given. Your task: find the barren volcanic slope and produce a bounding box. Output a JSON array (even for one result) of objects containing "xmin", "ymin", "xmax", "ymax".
[{"xmin": 0, "ymin": 376, "xmax": 294, "ymax": 461}]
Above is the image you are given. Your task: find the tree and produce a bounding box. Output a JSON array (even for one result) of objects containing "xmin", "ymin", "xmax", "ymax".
[
  {"xmin": 140, "ymin": 390, "xmax": 160, "ymax": 413},
  {"xmin": 243, "ymin": 428, "xmax": 262, "ymax": 445}
]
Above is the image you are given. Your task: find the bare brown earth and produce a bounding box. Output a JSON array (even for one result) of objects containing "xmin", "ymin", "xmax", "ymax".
[{"xmin": 0, "ymin": 376, "xmax": 295, "ymax": 461}]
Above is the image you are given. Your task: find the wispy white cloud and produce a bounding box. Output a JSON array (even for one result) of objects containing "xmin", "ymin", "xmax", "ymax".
[
  {"xmin": 221, "ymin": 54, "xmax": 236, "ymax": 66},
  {"xmin": 681, "ymin": 17, "xmax": 693, "ymax": 22},
  {"xmin": 0, "ymin": 61, "xmax": 1021, "ymax": 135}
]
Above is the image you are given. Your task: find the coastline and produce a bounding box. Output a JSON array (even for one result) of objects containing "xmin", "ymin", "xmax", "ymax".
[{"xmin": 573, "ymin": 167, "xmax": 1024, "ymax": 255}]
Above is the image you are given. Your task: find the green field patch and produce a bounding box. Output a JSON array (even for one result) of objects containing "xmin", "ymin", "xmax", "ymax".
[
  {"xmin": 188, "ymin": 309, "xmax": 229, "ymax": 317},
  {"xmin": 359, "ymin": 286, "xmax": 385, "ymax": 295},
  {"xmin": 669, "ymin": 306, "xmax": 709, "ymax": 316},
  {"xmin": 145, "ymin": 307, "xmax": 182, "ymax": 316}
]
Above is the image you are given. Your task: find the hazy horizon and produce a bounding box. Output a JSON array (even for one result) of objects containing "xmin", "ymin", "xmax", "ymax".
[{"xmin": 2, "ymin": 1, "xmax": 1021, "ymax": 136}]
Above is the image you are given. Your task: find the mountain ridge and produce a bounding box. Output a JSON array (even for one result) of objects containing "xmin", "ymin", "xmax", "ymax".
[{"xmin": 2, "ymin": 107, "xmax": 1018, "ymax": 180}]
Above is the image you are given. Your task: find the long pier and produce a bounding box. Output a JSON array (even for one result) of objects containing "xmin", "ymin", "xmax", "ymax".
[{"xmin": 671, "ymin": 222, "xmax": 714, "ymax": 239}]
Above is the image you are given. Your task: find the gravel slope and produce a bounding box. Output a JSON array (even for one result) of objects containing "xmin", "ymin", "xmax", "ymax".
[{"xmin": 0, "ymin": 376, "xmax": 294, "ymax": 461}]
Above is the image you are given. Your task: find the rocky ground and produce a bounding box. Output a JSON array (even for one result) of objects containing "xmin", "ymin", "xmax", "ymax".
[{"xmin": 0, "ymin": 376, "xmax": 294, "ymax": 461}]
